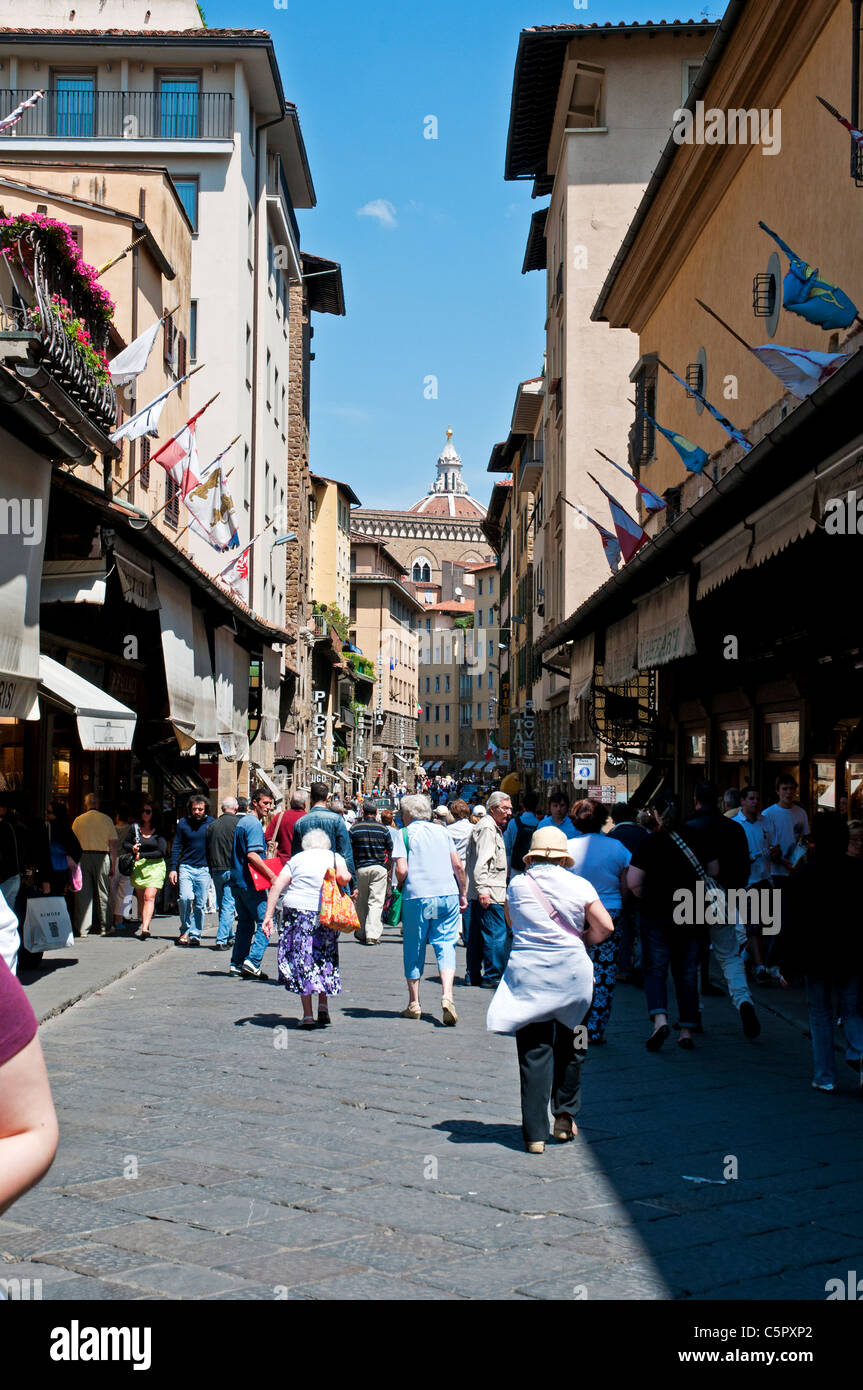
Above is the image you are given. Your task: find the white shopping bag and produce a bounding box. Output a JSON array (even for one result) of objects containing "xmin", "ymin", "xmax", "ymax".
[
  {"xmin": 23, "ymin": 896, "xmax": 74, "ymax": 952},
  {"xmin": 205, "ymin": 878, "xmax": 217, "ymax": 917}
]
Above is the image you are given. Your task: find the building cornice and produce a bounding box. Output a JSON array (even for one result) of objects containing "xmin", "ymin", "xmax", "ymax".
[
  {"xmin": 595, "ymin": 0, "xmax": 835, "ymax": 332},
  {"xmin": 352, "ymin": 513, "xmax": 487, "ymax": 544}
]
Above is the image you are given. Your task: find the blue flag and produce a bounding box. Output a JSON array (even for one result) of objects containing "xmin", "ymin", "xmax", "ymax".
[
  {"xmin": 759, "ymin": 221, "xmax": 858, "ymax": 331},
  {"xmin": 658, "ymin": 361, "xmax": 752, "ymax": 453},
  {"xmin": 635, "ymin": 405, "xmax": 709, "ymax": 475}
]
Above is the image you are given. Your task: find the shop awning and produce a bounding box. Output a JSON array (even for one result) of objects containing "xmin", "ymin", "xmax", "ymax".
[
  {"xmin": 432, "ymin": 761, "xmax": 444, "ymax": 771},
  {"xmin": 603, "ymin": 611, "xmax": 638, "ymax": 687},
  {"xmin": 215, "ymin": 626, "xmax": 250, "ymax": 763},
  {"xmin": 695, "ymin": 523, "xmax": 753, "ymax": 601},
  {"xmin": 113, "ymin": 539, "xmax": 159, "ymax": 610},
  {"xmin": 41, "ymin": 559, "xmax": 107, "ymax": 606},
  {"xmin": 259, "ymin": 645, "xmax": 282, "ymax": 743},
  {"xmin": 39, "ymin": 654, "xmax": 136, "ymax": 751},
  {"xmin": 390, "ymin": 751, "xmax": 414, "ymax": 767},
  {"xmin": 636, "ymin": 575, "xmax": 696, "ymax": 669},
  {"xmin": 250, "ymin": 766, "xmax": 283, "ymax": 804},
  {"xmin": 0, "ymin": 450, "xmax": 51, "ymax": 718},
  {"xmin": 748, "ymin": 472, "xmax": 817, "ymax": 570},
  {"xmin": 568, "ymin": 633, "xmax": 595, "ymax": 719},
  {"xmin": 331, "ymin": 768, "xmax": 353, "ymax": 786},
  {"xmin": 154, "ymin": 563, "xmax": 218, "ymax": 752}
]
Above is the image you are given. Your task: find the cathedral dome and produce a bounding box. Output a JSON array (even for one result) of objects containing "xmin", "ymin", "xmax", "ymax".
[{"xmin": 408, "ymin": 430, "xmax": 487, "ymax": 520}]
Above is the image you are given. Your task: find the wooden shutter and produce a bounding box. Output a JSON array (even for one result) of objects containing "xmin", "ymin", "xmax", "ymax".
[
  {"xmin": 177, "ymin": 330, "xmax": 187, "ymax": 379},
  {"xmin": 140, "ymin": 437, "xmax": 151, "ymax": 490}
]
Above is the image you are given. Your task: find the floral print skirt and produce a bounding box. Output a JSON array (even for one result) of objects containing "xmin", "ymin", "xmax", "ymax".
[{"xmin": 277, "ymin": 906, "xmax": 341, "ymax": 997}]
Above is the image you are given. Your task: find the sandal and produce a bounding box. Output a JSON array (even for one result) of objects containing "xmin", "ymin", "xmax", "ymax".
[
  {"xmin": 646, "ymin": 1023, "xmax": 670, "ymax": 1052},
  {"xmin": 317, "ymin": 1010, "xmax": 331, "ymax": 1028},
  {"xmin": 553, "ymin": 1114, "xmax": 577, "ymax": 1142},
  {"xmin": 300, "ymin": 1016, "xmax": 317, "ymax": 1029},
  {"xmin": 400, "ymin": 1003, "xmax": 422, "ymax": 1019},
  {"xmin": 441, "ymin": 998, "xmax": 458, "ymax": 1026}
]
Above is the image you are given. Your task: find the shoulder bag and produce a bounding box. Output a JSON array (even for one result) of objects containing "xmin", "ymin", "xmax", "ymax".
[
  {"xmin": 319, "ymin": 852, "xmax": 360, "ymax": 933},
  {"xmin": 669, "ymin": 831, "xmax": 727, "ymax": 923},
  {"xmin": 266, "ymin": 809, "xmax": 286, "ymax": 858},
  {"xmin": 117, "ymin": 824, "xmax": 139, "ymax": 879},
  {"xmin": 522, "ymin": 869, "xmax": 584, "ymax": 937},
  {"xmin": 383, "ymin": 828, "xmax": 408, "ymax": 927}
]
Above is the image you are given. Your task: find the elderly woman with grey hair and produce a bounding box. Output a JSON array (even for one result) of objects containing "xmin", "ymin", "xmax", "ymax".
[
  {"xmin": 392, "ymin": 794, "xmax": 468, "ymax": 1024},
  {"xmin": 263, "ymin": 828, "xmax": 352, "ymax": 1029}
]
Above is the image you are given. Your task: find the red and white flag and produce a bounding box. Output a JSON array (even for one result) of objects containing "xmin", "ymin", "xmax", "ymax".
[
  {"xmin": 0, "ymin": 90, "xmax": 45, "ymax": 133},
  {"xmin": 150, "ymin": 397, "xmax": 215, "ymax": 496},
  {"xmin": 572, "ymin": 504, "xmax": 621, "ymax": 574},
  {"xmin": 751, "ymin": 345, "xmax": 851, "ymax": 400},
  {"xmin": 216, "ymin": 525, "xmax": 271, "ymax": 607},
  {"xmin": 587, "ymin": 473, "xmax": 649, "ymax": 563}
]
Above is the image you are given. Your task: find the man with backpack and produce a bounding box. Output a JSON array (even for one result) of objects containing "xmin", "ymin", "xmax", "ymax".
[{"xmin": 504, "ymin": 790, "xmax": 540, "ymax": 879}]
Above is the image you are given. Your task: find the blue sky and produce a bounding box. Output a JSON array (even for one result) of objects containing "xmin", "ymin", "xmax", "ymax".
[{"xmin": 206, "ymin": 0, "xmax": 726, "ymax": 510}]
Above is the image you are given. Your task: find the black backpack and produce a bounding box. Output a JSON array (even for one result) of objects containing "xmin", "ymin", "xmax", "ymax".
[{"xmin": 509, "ymin": 814, "xmax": 535, "ymax": 874}]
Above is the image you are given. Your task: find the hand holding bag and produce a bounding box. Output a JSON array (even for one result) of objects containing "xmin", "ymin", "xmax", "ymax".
[
  {"xmin": 66, "ymin": 855, "xmax": 83, "ymax": 893},
  {"xmin": 266, "ymin": 809, "xmax": 286, "ymax": 858},
  {"xmin": 23, "ymin": 896, "xmax": 74, "ymax": 953},
  {"xmin": 117, "ymin": 824, "xmax": 139, "ymax": 879},
  {"xmin": 319, "ymin": 853, "xmax": 360, "ymax": 933},
  {"xmin": 248, "ymin": 857, "xmax": 283, "ymax": 892}
]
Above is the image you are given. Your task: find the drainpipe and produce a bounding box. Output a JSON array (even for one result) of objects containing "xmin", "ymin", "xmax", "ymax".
[{"xmin": 249, "ymin": 109, "xmax": 288, "ymax": 614}]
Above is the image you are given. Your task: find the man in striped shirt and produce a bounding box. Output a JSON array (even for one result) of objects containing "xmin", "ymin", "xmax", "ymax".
[{"xmin": 349, "ymin": 805, "xmax": 392, "ymax": 946}]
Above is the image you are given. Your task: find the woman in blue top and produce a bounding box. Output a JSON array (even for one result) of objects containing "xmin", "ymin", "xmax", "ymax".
[{"xmin": 567, "ymin": 800, "xmax": 632, "ymax": 1044}]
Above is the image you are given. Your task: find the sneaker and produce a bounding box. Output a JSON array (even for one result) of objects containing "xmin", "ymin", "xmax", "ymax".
[
  {"xmin": 739, "ymin": 1001, "xmax": 761, "ymax": 1039},
  {"xmin": 229, "ymin": 964, "xmax": 243, "ymax": 977},
  {"xmin": 188, "ymin": 937, "xmax": 201, "ymax": 948},
  {"xmin": 811, "ymin": 1081, "xmax": 836, "ymax": 1092},
  {"xmin": 212, "ymin": 942, "xmax": 230, "ymax": 952},
  {"xmin": 241, "ymin": 960, "xmax": 269, "ymax": 980}
]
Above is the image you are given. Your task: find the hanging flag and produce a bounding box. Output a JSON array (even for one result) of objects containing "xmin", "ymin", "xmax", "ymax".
[
  {"xmin": 816, "ymin": 95, "xmax": 863, "ymax": 150},
  {"xmin": 696, "ymin": 298, "xmax": 853, "ymax": 403},
  {"xmin": 632, "ymin": 402, "xmax": 709, "ymax": 474},
  {"xmin": 758, "ymin": 221, "xmax": 858, "ymax": 331},
  {"xmin": 109, "ymin": 367, "xmax": 201, "ymax": 443},
  {"xmin": 571, "ymin": 504, "xmax": 621, "ymax": 574},
  {"xmin": 749, "ymin": 344, "xmax": 852, "ymax": 399},
  {"xmin": 0, "ymin": 90, "xmax": 45, "ymax": 133},
  {"xmin": 594, "ymin": 449, "xmax": 666, "ymax": 513},
  {"xmin": 150, "ymin": 396, "xmax": 217, "ymax": 499},
  {"xmin": 587, "ymin": 473, "xmax": 649, "ymax": 563},
  {"xmin": 656, "ymin": 361, "xmax": 753, "ymax": 452},
  {"xmin": 217, "ymin": 542, "xmax": 252, "ymax": 607},
  {"xmin": 108, "ymin": 318, "xmax": 161, "ymax": 387},
  {"xmin": 184, "ymin": 466, "xmax": 239, "ymax": 552}
]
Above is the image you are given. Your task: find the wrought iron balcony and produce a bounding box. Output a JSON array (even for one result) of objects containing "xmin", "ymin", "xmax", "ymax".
[
  {"xmin": 0, "ymin": 221, "xmax": 118, "ymax": 440},
  {"xmin": 0, "ymin": 89, "xmax": 233, "ymax": 141},
  {"xmin": 266, "ymin": 153, "xmax": 301, "ymax": 254}
]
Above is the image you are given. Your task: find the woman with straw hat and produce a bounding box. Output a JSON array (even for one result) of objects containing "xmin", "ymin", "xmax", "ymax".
[{"xmin": 487, "ymin": 827, "xmax": 614, "ymax": 1154}]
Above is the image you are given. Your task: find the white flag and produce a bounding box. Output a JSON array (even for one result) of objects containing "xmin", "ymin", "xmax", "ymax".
[
  {"xmin": 218, "ymin": 543, "xmax": 251, "ymax": 606},
  {"xmin": 108, "ymin": 319, "xmax": 161, "ymax": 387},
  {"xmin": 185, "ymin": 466, "xmax": 239, "ymax": 552},
  {"xmin": 109, "ymin": 367, "xmax": 199, "ymax": 444},
  {"xmin": 751, "ymin": 345, "xmax": 852, "ymax": 400}
]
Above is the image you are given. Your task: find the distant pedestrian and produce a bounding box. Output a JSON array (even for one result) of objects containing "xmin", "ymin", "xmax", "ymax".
[
  {"xmin": 465, "ymin": 791, "xmax": 513, "ymax": 988},
  {"xmin": 350, "ymin": 803, "xmax": 392, "ymax": 945},
  {"xmin": 266, "ymin": 790, "xmax": 307, "ymax": 866},
  {"xmin": 763, "ymin": 774, "xmax": 809, "ymax": 881},
  {"xmin": 537, "ymin": 788, "xmax": 577, "ymax": 840},
  {"xmin": 229, "ymin": 788, "xmax": 278, "ymax": 980},
  {"xmin": 627, "ymin": 794, "xmax": 719, "ymax": 1052},
  {"xmin": 469, "ymin": 804, "xmax": 485, "ymax": 825},
  {"xmin": 567, "ymin": 800, "xmax": 632, "ymax": 1043},
  {"xmin": 43, "ymin": 802, "xmax": 82, "ymax": 899},
  {"xmin": 110, "ymin": 804, "xmax": 133, "ymax": 930},
  {"xmin": 122, "ymin": 804, "xmax": 167, "ymax": 941},
  {"xmin": 393, "ymin": 795, "xmax": 467, "ymax": 1025},
  {"xmin": 0, "ymin": 954, "xmax": 58, "ymax": 1216},
  {"xmin": 264, "ymin": 828, "xmax": 351, "ymax": 1028},
  {"xmin": 723, "ymin": 788, "xmax": 742, "ymax": 819},
  {"xmin": 487, "ymin": 827, "xmax": 614, "ymax": 1153},
  {"xmin": 170, "ymin": 796, "xmax": 215, "ymax": 948},
  {"xmin": 607, "ymin": 802, "xmax": 647, "ymax": 982},
  {"xmin": 504, "ymin": 790, "xmax": 540, "ymax": 878},
  {"xmin": 291, "ymin": 783, "xmax": 356, "ymax": 889},
  {"xmin": 205, "ymin": 797, "xmax": 241, "ymax": 952},
  {"xmin": 734, "ymin": 787, "xmax": 784, "ymax": 985},
  {"xmin": 433, "ymin": 805, "xmax": 454, "ymax": 826},
  {"xmin": 447, "ymin": 800, "xmax": 472, "ymax": 865},
  {"xmin": 608, "ymin": 801, "xmax": 649, "ymax": 855},
  {"xmin": 71, "ymin": 794, "xmax": 118, "ymax": 936}
]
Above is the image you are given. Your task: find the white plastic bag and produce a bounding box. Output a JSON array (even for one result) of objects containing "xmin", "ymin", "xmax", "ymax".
[{"xmin": 23, "ymin": 896, "xmax": 74, "ymax": 952}]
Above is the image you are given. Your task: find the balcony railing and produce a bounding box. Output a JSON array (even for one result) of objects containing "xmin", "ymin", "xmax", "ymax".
[
  {"xmin": 0, "ymin": 89, "xmax": 234, "ymax": 141},
  {"xmin": 0, "ymin": 223, "xmax": 117, "ymax": 435}
]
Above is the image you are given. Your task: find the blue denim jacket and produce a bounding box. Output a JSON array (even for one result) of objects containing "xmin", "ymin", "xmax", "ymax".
[{"xmin": 291, "ymin": 810, "xmax": 356, "ymax": 888}]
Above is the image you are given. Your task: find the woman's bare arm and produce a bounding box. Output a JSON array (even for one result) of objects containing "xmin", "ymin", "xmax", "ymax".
[
  {"xmin": 264, "ymin": 863, "xmax": 293, "ymax": 927},
  {"xmin": 583, "ymin": 898, "xmax": 615, "ymax": 946},
  {"xmin": 0, "ymin": 1034, "xmax": 59, "ymax": 1216}
]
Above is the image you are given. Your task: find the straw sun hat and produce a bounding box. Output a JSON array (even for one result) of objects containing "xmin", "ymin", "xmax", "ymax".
[{"xmin": 524, "ymin": 826, "xmax": 575, "ymax": 868}]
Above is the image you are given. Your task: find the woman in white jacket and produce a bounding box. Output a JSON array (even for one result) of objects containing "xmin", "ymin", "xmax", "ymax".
[{"xmin": 487, "ymin": 827, "xmax": 614, "ymax": 1153}]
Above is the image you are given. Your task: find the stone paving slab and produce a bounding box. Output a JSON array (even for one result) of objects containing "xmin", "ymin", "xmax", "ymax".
[{"xmin": 3, "ymin": 927, "xmax": 860, "ymax": 1300}]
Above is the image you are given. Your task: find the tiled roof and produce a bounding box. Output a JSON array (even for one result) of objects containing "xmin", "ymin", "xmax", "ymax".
[{"xmin": 408, "ymin": 493, "xmax": 487, "ymax": 520}]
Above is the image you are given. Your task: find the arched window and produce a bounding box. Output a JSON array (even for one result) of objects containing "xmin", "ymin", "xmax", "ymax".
[{"xmin": 412, "ymin": 557, "xmax": 432, "ymax": 583}]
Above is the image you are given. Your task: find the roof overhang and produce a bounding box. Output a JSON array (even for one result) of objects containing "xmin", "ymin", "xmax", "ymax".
[
  {"xmin": 505, "ymin": 21, "xmax": 718, "ymax": 185},
  {"xmin": 512, "ymin": 379, "xmax": 544, "ymax": 434},
  {"xmin": 302, "ymin": 252, "xmax": 345, "ymax": 316}
]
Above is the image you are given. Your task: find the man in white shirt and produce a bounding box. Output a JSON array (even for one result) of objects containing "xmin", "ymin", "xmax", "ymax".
[
  {"xmin": 734, "ymin": 787, "xmax": 782, "ymax": 985},
  {"xmin": 71, "ymin": 794, "xmax": 118, "ymax": 937},
  {"xmin": 762, "ymin": 776, "xmax": 809, "ymax": 879}
]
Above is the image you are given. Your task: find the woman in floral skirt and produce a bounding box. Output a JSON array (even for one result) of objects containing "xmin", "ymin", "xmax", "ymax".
[{"xmin": 263, "ymin": 829, "xmax": 352, "ymax": 1029}]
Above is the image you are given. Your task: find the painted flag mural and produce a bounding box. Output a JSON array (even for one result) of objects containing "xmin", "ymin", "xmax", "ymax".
[
  {"xmin": 594, "ymin": 450, "xmax": 666, "ymax": 514},
  {"xmin": 759, "ymin": 221, "xmax": 858, "ymax": 331},
  {"xmin": 656, "ymin": 361, "xmax": 752, "ymax": 452},
  {"xmin": 587, "ymin": 473, "xmax": 649, "ymax": 563}
]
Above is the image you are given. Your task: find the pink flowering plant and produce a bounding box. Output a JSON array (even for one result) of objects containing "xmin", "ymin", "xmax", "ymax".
[
  {"xmin": 0, "ymin": 211, "xmax": 115, "ymax": 324},
  {"xmin": 28, "ymin": 293, "xmax": 111, "ymax": 385}
]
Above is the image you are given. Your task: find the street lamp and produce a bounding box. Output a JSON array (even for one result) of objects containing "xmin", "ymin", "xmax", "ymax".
[{"xmin": 271, "ymin": 531, "xmax": 297, "ymax": 549}]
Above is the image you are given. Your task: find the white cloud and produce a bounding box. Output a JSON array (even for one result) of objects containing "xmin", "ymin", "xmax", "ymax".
[{"xmin": 357, "ymin": 198, "xmax": 398, "ymax": 229}]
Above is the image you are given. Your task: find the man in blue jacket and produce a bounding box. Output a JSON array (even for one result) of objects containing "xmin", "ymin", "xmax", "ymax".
[
  {"xmin": 170, "ymin": 795, "xmax": 214, "ymax": 947},
  {"xmin": 291, "ymin": 782, "xmax": 356, "ymax": 891}
]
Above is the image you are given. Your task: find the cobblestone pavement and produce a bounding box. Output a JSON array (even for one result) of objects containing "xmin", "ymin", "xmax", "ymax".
[{"xmin": 3, "ymin": 926, "xmax": 862, "ymax": 1301}]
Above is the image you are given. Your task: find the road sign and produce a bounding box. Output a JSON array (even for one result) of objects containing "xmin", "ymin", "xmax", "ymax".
[
  {"xmin": 573, "ymin": 756, "xmax": 597, "ymax": 783},
  {"xmin": 542, "ymin": 760, "xmax": 555, "ymax": 780},
  {"xmin": 601, "ymin": 785, "xmax": 617, "ymax": 804},
  {"xmin": 588, "ymin": 785, "xmax": 602, "ymax": 800}
]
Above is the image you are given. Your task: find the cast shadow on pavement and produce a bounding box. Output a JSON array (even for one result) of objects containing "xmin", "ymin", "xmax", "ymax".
[
  {"xmin": 342, "ymin": 1006, "xmax": 449, "ymax": 1027},
  {"xmin": 432, "ymin": 1118, "xmax": 525, "ymax": 1150},
  {"xmin": 17, "ymin": 957, "xmax": 79, "ymax": 983},
  {"xmin": 233, "ymin": 1012, "xmax": 309, "ymax": 1029}
]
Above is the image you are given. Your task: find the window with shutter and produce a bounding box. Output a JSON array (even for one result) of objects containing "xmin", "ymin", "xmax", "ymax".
[
  {"xmin": 163, "ymin": 314, "xmax": 176, "ymax": 372},
  {"xmin": 165, "ymin": 472, "xmax": 179, "ymax": 528},
  {"xmin": 140, "ymin": 437, "xmax": 151, "ymax": 490},
  {"xmin": 177, "ymin": 331, "xmax": 187, "ymax": 378}
]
